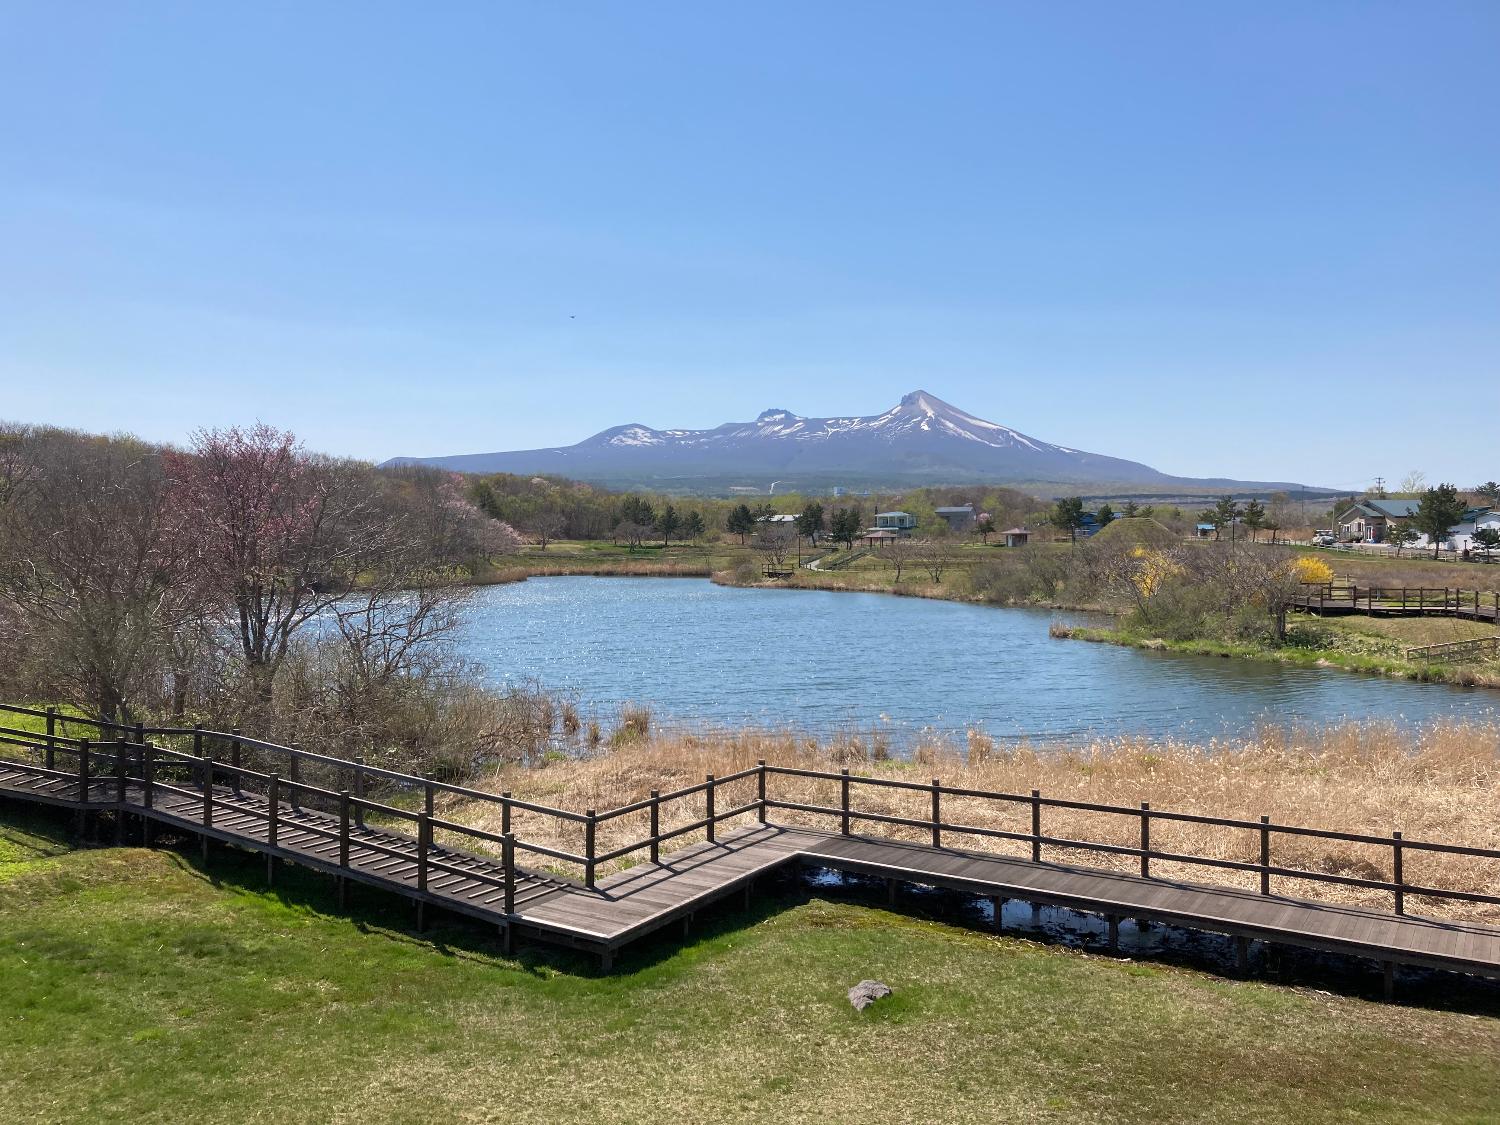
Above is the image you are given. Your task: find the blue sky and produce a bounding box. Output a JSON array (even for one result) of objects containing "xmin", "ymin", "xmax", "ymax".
[{"xmin": 1, "ymin": 3, "xmax": 1496, "ymax": 488}]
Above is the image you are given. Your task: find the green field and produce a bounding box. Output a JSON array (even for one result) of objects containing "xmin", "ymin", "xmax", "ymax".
[{"xmin": 5, "ymin": 805, "xmax": 1500, "ymax": 1124}]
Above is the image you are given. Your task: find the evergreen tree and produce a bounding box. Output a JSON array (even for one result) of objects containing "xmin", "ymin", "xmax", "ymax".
[
  {"xmin": 726, "ymin": 504, "xmax": 755, "ymax": 544},
  {"xmin": 1053, "ymin": 496, "xmax": 1086, "ymax": 542},
  {"xmin": 1411, "ymin": 483, "xmax": 1467, "ymax": 558},
  {"xmin": 795, "ymin": 502, "xmax": 825, "ymax": 543},
  {"xmin": 975, "ymin": 515, "xmax": 996, "ymax": 544},
  {"xmin": 1096, "ymin": 503, "xmax": 1116, "ymax": 528},
  {"xmin": 1242, "ymin": 499, "xmax": 1266, "ymax": 542},
  {"xmin": 684, "ymin": 510, "xmax": 706, "ymax": 542},
  {"xmin": 1211, "ymin": 495, "xmax": 1242, "ymax": 541},
  {"xmin": 656, "ymin": 504, "xmax": 682, "ymax": 546},
  {"xmin": 1121, "ymin": 500, "xmax": 1140, "ymax": 518}
]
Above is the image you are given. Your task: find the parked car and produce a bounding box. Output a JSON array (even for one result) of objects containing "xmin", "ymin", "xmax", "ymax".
[{"xmin": 1311, "ymin": 530, "xmax": 1336, "ymax": 547}]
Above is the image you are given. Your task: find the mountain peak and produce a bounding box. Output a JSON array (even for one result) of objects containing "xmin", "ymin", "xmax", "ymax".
[
  {"xmin": 756, "ymin": 408, "xmax": 795, "ymax": 423},
  {"xmin": 899, "ymin": 389, "xmax": 954, "ymax": 414}
]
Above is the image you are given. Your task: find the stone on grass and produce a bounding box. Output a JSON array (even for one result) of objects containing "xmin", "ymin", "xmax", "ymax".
[{"xmin": 848, "ymin": 979, "xmax": 893, "ymax": 1011}]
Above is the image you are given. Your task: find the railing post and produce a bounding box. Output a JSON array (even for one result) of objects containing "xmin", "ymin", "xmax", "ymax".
[
  {"xmin": 143, "ymin": 746, "xmax": 155, "ymax": 809},
  {"xmin": 192, "ymin": 723, "xmax": 203, "ymax": 782},
  {"xmin": 1259, "ymin": 815, "xmax": 1271, "ymax": 895},
  {"xmin": 1031, "ymin": 789, "xmax": 1042, "ymax": 862},
  {"xmin": 503, "ymin": 831, "xmax": 516, "ymax": 913},
  {"xmin": 1392, "ymin": 830, "xmax": 1404, "ymax": 915},
  {"xmin": 116, "ymin": 737, "xmax": 128, "ymax": 806},
  {"xmin": 417, "ymin": 812, "xmax": 429, "ymax": 893},
  {"xmin": 424, "ymin": 780, "xmax": 435, "ymax": 820},
  {"xmin": 133, "ymin": 722, "xmax": 145, "ymax": 788},
  {"xmin": 202, "ymin": 753, "xmax": 215, "ymax": 830},
  {"xmin": 585, "ymin": 810, "xmax": 596, "ymax": 890},
  {"xmin": 757, "ymin": 760, "xmax": 767, "ymax": 824},
  {"xmin": 78, "ymin": 737, "xmax": 90, "ymax": 802},
  {"xmin": 931, "ymin": 778, "xmax": 941, "ymax": 848},
  {"xmin": 705, "ymin": 774, "xmax": 716, "ymax": 843},
  {"xmin": 501, "ymin": 792, "xmax": 511, "ymax": 836},
  {"xmin": 339, "ymin": 790, "xmax": 351, "ymax": 869},
  {"xmin": 353, "ymin": 757, "xmax": 366, "ymax": 830},
  {"xmin": 1140, "ymin": 802, "xmax": 1151, "ymax": 878},
  {"xmin": 44, "ymin": 706, "xmax": 56, "ymax": 770},
  {"xmin": 267, "ymin": 774, "xmax": 279, "ymax": 848},
  {"xmin": 840, "ymin": 769, "xmax": 851, "ymax": 836},
  {"xmin": 289, "ymin": 746, "xmax": 301, "ymax": 811},
  {"xmin": 230, "ymin": 728, "xmax": 242, "ymax": 793},
  {"xmin": 649, "ymin": 791, "xmax": 661, "ymax": 864}
]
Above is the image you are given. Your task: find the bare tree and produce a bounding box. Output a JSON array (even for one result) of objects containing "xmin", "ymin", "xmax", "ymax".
[
  {"xmin": 526, "ymin": 510, "xmax": 567, "ymax": 550},
  {"xmin": 0, "ymin": 427, "xmax": 201, "ymax": 722},
  {"xmin": 754, "ymin": 525, "xmax": 796, "ymax": 571},
  {"xmin": 881, "ymin": 536, "xmax": 922, "ymax": 583},
  {"xmin": 917, "ymin": 538, "xmax": 963, "ymax": 583},
  {"xmin": 165, "ymin": 424, "xmax": 410, "ymax": 711}
]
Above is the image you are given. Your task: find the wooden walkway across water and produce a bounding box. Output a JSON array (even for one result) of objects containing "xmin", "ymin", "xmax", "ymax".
[{"xmin": 5, "ymin": 707, "xmax": 1500, "ymax": 995}]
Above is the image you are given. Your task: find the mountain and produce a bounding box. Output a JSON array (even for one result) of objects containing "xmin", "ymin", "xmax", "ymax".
[{"xmin": 384, "ymin": 391, "xmax": 1321, "ymax": 494}]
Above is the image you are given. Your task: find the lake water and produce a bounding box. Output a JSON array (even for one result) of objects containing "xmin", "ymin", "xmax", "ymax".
[{"xmin": 453, "ymin": 577, "xmax": 1493, "ymax": 744}]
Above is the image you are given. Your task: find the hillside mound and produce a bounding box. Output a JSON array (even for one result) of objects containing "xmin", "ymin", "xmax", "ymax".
[{"xmin": 1090, "ymin": 517, "xmax": 1180, "ymax": 550}]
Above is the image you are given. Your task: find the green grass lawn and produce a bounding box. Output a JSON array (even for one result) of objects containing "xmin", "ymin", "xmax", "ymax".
[{"xmin": 5, "ymin": 806, "xmax": 1500, "ymax": 1123}]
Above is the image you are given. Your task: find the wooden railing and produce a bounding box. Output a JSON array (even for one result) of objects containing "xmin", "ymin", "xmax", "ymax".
[
  {"xmin": 1406, "ymin": 637, "xmax": 1500, "ymax": 664},
  {"xmin": 3, "ymin": 703, "xmax": 1500, "ymax": 919},
  {"xmin": 1297, "ymin": 583, "xmax": 1500, "ymax": 618}
]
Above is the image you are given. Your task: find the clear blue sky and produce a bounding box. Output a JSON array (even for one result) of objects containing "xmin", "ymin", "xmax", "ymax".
[{"xmin": 2, "ymin": 3, "xmax": 1496, "ymax": 488}]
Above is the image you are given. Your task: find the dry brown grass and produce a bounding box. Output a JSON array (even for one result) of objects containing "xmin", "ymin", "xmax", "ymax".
[{"xmin": 447, "ymin": 719, "xmax": 1500, "ymax": 921}]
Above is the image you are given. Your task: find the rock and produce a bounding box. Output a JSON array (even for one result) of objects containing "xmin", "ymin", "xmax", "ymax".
[{"xmin": 848, "ymin": 979, "xmax": 893, "ymax": 1011}]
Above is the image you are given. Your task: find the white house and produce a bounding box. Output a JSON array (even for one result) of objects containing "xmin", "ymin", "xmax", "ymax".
[{"xmin": 1445, "ymin": 507, "xmax": 1500, "ymax": 554}]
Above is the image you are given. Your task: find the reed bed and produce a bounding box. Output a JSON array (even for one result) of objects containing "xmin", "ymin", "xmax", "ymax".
[{"xmin": 452, "ymin": 718, "xmax": 1500, "ymax": 921}]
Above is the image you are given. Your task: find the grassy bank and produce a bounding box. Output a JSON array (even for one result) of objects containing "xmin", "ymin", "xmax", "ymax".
[
  {"xmin": 6, "ymin": 805, "xmax": 1500, "ymax": 1124},
  {"xmin": 1057, "ymin": 617, "xmax": 1500, "ymax": 690}
]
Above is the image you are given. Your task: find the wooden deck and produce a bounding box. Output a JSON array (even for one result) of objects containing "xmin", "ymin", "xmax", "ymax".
[{"xmin": 6, "ymin": 754, "xmax": 1500, "ymax": 990}]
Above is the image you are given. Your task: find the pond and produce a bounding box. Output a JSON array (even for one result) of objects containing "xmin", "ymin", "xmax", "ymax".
[{"xmin": 453, "ymin": 577, "xmax": 1493, "ymax": 744}]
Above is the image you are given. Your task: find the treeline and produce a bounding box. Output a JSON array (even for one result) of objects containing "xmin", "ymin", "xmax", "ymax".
[
  {"xmin": 0, "ymin": 423, "xmax": 556, "ymax": 777},
  {"xmin": 467, "ymin": 471, "xmax": 1050, "ymax": 545}
]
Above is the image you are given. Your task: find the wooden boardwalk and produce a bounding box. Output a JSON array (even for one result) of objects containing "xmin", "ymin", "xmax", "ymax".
[
  {"xmin": 5, "ymin": 713, "xmax": 1500, "ymax": 993},
  {"xmin": 1291, "ymin": 583, "xmax": 1500, "ymax": 625}
]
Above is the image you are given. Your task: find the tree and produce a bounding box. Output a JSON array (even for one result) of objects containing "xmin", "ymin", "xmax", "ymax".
[
  {"xmin": 917, "ymin": 538, "xmax": 961, "ymax": 583},
  {"xmin": 795, "ymin": 502, "xmax": 825, "ymax": 544},
  {"xmin": 1211, "ymin": 496, "xmax": 1242, "ymax": 541},
  {"xmin": 525, "ymin": 510, "xmax": 566, "ymax": 550},
  {"xmin": 1477, "ymin": 481, "xmax": 1500, "ymax": 504},
  {"xmin": 1121, "ymin": 500, "xmax": 1140, "ymax": 518},
  {"xmin": 1474, "ymin": 527, "xmax": 1500, "ymax": 558},
  {"xmin": 1411, "ymin": 484, "xmax": 1467, "ymax": 559},
  {"xmin": 974, "ymin": 516, "xmax": 996, "ymax": 544},
  {"xmin": 166, "ymin": 424, "xmax": 400, "ymax": 711},
  {"xmin": 0, "ymin": 428, "xmax": 200, "ymax": 723},
  {"xmin": 726, "ymin": 504, "xmax": 755, "ymax": 544},
  {"xmin": 1400, "ymin": 470, "xmax": 1427, "ymax": 496},
  {"xmin": 683, "ymin": 510, "xmax": 706, "ymax": 542},
  {"xmin": 754, "ymin": 525, "xmax": 795, "ymax": 571},
  {"xmin": 1241, "ymin": 499, "xmax": 1266, "ymax": 543},
  {"xmin": 1096, "ymin": 503, "xmax": 1116, "ymax": 528},
  {"xmin": 614, "ymin": 521, "xmax": 652, "ymax": 550},
  {"xmin": 830, "ymin": 507, "xmax": 863, "ymax": 548},
  {"xmin": 619, "ymin": 495, "xmax": 656, "ymax": 530},
  {"xmin": 881, "ymin": 536, "xmax": 922, "ymax": 582},
  {"xmin": 1052, "ymin": 497, "xmax": 1086, "ymax": 542},
  {"xmin": 655, "ymin": 504, "xmax": 683, "ymax": 546},
  {"xmin": 1387, "ymin": 522, "xmax": 1419, "ymax": 557}
]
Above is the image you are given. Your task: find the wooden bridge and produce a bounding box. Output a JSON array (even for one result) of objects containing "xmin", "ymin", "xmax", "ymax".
[
  {"xmin": 1292, "ymin": 583, "xmax": 1500, "ymax": 625},
  {"xmin": 5, "ymin": 704, "xmax": 1500, "ymax": 997}
]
